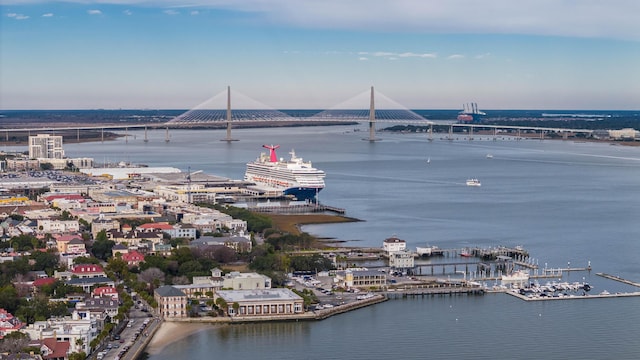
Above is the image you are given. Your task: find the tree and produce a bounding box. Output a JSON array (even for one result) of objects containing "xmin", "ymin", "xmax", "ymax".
[
  {"xmin": 138, "ymin": 268, "xmax": 165, "ymax": 288},
  {"xmin": 0, "ymin": 331, "xmax": 30, "ymax": 354},
  {"xmin": 232, "ymin": 302, "xmax": 239, "ymax": 315},
  {"xmin": 40, "ymin": 162, "xmax": 54, "ymax": 170},
  {"xmin": 68, "ymin": 352, "xmax": 87, "ymax": 360},
  {"xmin": 91, "ymin": 230, "xmax": 115, "ymax": 261},
  {"xmin": 0, "ymin": 285, "xmax": 19, "ymax": 313},
  {"xmin": 30, "ymin": 250, "xmax": 59, "ymax": 273},
  {"xmin": 106, "ymin": 257, "xmax": 129, "ymax": 280}
]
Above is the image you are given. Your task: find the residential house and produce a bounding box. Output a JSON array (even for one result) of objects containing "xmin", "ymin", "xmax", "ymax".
[
  {"xmin": 75, "ymin": 295, "xmax": 119, "ymax": 321},
  {"xmin": 137, "ymin": 222, "xmax": 197, "ymax": 240},
  {"xmin": 21, "ymin": 312, "xmax": 98, "ymax": 355},
  {"xmin": 93, "ymin": 286, "xmax": 118, "ymax": 300},
  {"xmin": 66, "ymin": 276, "xmax": 114, "ymax": 293},
  {"xmin": 0, "ymin": 308, "xmax": 25, "ymax": 339},
  {"xmin": 71, "ymin": 264, "xmax": 106, "ymax": 279},
  {"xmin": 34, "ymin": 337, "xmax": 70, "ymax": 360},
  {"xmin": 120, "ymin": 250, "xmax": 145, "ymax": 268}
]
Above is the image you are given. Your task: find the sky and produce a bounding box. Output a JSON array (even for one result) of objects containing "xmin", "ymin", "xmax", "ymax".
[{"xmin": 1, "ymin": 0, "xmax": 639, "ymax": 110}]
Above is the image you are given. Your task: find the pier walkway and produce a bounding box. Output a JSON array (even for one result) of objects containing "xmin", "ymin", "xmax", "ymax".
[{"xmin": 596, "ymin": 273, "xmax": 640, "ymax": 287}]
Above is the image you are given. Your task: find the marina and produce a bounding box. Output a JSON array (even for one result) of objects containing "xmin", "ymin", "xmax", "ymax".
[{"xmin": 17, "ymin": 126, "xmax": 637, "ymax": 360}]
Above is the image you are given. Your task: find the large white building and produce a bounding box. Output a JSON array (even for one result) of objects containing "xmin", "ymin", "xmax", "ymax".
[
  {"xmin": 383, "ymin": 236, "xmax": 406, "ymax": 255},
  {"xmin": 29, "ymin": 134, "xmax": 65, "ymax": 159}
]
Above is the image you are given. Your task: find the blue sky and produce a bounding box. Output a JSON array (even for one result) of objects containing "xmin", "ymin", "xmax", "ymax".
[{"xmin": 1, "ymin": 0, "xmax": 639, "ymax": 110}]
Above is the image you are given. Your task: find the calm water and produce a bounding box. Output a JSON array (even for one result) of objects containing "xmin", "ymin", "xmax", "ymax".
[{"xmin": 16, "ymin": 125, "xmax": 640, "ymax": 359}]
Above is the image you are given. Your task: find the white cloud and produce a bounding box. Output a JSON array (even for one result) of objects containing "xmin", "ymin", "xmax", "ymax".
[
  {"xmin": 42, "ymin": 13, "xmax": 54, "ymax": 17},
  {"xmin": 7, "ymin": 13, "xmax": 29, "ymax": 20},
  {"xmin": 359, "ymin": 57, "xmax": 368, "ymax": 61},
  {"xmin": 447, "ymin": 54, "xmax": 465, "ymax": 59},
  {"xmin": 362, "ymin": 51, "xmax": 437, "ymax": 60},
  {"xmin": 3, "ymin": 1, "xmax": 638, "ymax": 40},
  {"xmin": 190, "ymin": 10, "xmax": 199, "ymax": 15},
  {"xmin": 163, "ymin": 10, "xmax": 180, "ymax": 15},
  {"xmin": 475, "ymin": 53, "xmax": 491, "ymax": 59},
  {"xmin": 87, "ymin": 9, "xmax": 102, "ymax": 15},
  {"xmin": 123, "ymin": 10, "xmax": 133, "ymax": 15}
]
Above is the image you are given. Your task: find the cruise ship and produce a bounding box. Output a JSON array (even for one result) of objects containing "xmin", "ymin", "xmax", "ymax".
[{"xmin": 244, "ymin": 145, "xmax": 326, "ymax": 201}]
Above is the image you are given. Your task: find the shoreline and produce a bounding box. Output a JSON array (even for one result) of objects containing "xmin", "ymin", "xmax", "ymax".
[{"xmin": 145, "ymin": 321, "xmax": 214, "ymax": 354}]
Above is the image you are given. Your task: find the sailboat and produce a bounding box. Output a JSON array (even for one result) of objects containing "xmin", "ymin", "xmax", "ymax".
[{"xmin": 426, "ymin": 157, "xmax": 431, "ymax": 164}]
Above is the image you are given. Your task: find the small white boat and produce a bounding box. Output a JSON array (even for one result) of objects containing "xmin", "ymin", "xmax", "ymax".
[
  {"xmin": 426, "ymin": 157, "xmax": 431, "ymax": 164},
  {"xmin": 466, "ymin": 179, "xmax": 481, "ymax": 186},
  {"xmin": 486, "ymin": 154, "xmax": 493, "ymax": 159}
]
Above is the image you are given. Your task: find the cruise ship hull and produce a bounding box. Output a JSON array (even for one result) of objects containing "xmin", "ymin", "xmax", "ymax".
[{"xmin": 283, "ymin": 187, "xmax": 323, "ymax": 201}]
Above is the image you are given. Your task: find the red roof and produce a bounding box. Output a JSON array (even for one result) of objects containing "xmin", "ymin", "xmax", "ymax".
[
  {"xmin": 44, "ymin": 194, "xmax": 85, "ymax": 202},
  {"xmin": 72, "ymin": 264, "xmax": 104, "ymax": 274},
  {"xmin": 42, "ymin": 338, "xmax": 71, "ymax": 359},
  {"xmin": 33, "ymin": 278, "xmax": 57, "ymax": 287},
  {"xmin": 56, "ymin": 234, "xmax": 82, "ymax": 242},
  {"xmin": 94, "ymin": 286, "xmax": 118, "ymax": 296},
  {"xmin": 122, "ymin": 250, "xmax": 145, "ymax": 262},
  {"xmin": 138, "ymin": 222, "xmax": 174, "ymax": 230}
]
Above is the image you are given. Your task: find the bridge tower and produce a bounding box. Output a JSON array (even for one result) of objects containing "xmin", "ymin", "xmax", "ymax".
[
  {"xmin": 364, "ymin": 86, "xmax": 380, "ymax": 142},
  {"xmin": 222, "ymin": 86, "xmax": 238, "ymax": 142}
]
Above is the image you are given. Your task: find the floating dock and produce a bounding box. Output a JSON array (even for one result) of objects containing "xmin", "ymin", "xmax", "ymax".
[{"xmin": 505, "ymin": 290, "xmax": 640, "ymax": 301}]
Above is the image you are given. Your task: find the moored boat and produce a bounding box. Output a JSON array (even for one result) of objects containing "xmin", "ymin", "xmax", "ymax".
[{"xmin": 466, "ymin": 179, "xmax": 481, "ymax": 187}]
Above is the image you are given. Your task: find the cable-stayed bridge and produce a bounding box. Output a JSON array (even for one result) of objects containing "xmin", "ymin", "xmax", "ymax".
[{"xmin": 166, "ymin": 86, "xmax": 431, "ymax": 141}]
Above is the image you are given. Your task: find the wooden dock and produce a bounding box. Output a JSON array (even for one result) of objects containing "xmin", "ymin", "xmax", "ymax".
[
  {"xmin": 385, "ymin": 284, "xmax": 485, "ymax": 299},
  {"xmin": 249, "ymin": 203, "xmax": 345, "ymax": 214},
  {"xmin": 596, "ymin": 273, "xmax": 640, "ymax": 287}
]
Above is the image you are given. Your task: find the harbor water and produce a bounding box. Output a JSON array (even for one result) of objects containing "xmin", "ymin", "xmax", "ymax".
[{"xmin": 22, "ymin": 125, "xmax": 640, "ymax": 359}]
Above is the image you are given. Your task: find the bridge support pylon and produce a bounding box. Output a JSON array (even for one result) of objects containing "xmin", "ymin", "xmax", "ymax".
[
  {"xmin": 363, "ymin": 86, "xmax": 380, "ymax": 142},
  {"xmin": 222, "ymin": 85, "xmax": 239, "ymax": 142}
]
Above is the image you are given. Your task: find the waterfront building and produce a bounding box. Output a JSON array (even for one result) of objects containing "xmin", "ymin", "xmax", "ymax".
[
  {"xmin": 172, "ymin": 283, "xmax": 218, "ymax": 299},
  {"xmin": 389, "ymin": 250, "xmax": 415, "ymax": 270},
  {"xmin": 154, "ymin": 285, "xmax": 188, "ymax": 319},
  {"xmin": 336, "ymin": 269, "xmax": 387, "ymax": 289},
  {"xmin": 215, "ymin": 288, "xmax": 304, "ymax": 317},
  {"xmin": 383, "ymin": 236, "xmax": 406, "ymax": 255},
  {"xmin": 28, "ymin": 134, "xmax": 64, "ymax": 160}
]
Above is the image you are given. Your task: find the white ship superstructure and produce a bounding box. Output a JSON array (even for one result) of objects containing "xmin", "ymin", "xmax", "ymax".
[{"xmin": 244, "ymin": 145, "xmax": 325, "ymax": 201}]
